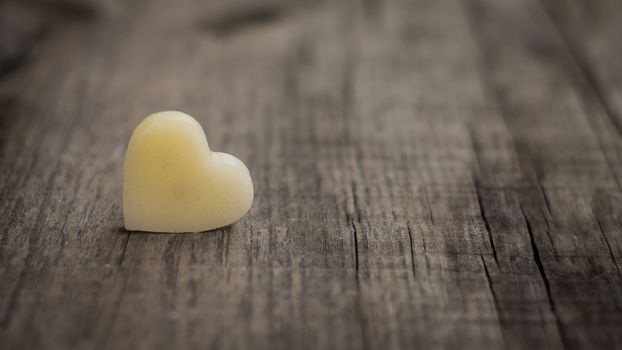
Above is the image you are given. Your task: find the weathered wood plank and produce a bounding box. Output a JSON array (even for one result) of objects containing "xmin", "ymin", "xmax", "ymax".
[
  {"xmin": 1, "ymin": 0, "xmax": 621, "ymax": 349},
  {"xmin": 541, "ymin": 0, "xmax": 622, "ymax": 264},
  {"xmin": 463, "ymin": 0, "xmax": 622, "ymax": 348},
  {"xmin": 542, "ymin": 0, "xmax": 622, "ymax": 136}
]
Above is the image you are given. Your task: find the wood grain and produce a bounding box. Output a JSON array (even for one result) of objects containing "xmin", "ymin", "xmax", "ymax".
[{"xmin": 1, "ymin": 0, "xmax": 621, "ymax": 349}]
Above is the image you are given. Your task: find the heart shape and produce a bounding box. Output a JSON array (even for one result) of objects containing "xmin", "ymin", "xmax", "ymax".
[{"xmin": 123, "ymin": 111, "xmax": 254, "ymax": 232}]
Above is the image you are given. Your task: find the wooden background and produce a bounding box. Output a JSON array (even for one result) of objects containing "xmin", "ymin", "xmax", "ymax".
[{"xmin": 1, "ymin": 0, "xmax": 621, "ymax": 348}]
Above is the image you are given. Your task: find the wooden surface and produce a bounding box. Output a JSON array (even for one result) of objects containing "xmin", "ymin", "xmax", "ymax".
[{"xmin": 1, "ymin": 0, "xmax": 621, "ymax": 349}]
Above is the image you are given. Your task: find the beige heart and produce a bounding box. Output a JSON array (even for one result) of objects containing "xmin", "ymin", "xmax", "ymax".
[{"xmin": 123, "ymin": 111, "xmax": 253, "ymax": 232}]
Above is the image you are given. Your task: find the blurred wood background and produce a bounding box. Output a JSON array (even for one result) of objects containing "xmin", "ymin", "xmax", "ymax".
[{"xmin": 1, "ymin": 0, "xmax": 622, "ymax": 349}]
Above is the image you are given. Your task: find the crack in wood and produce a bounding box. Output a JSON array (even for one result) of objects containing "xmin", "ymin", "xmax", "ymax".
[
  {"xmin": 117, "ymin": 231, "xmax": 130, "ymax": 266},
  {"xmin": 537, "ymin": 184, "xmax": 558, "ymax": 255},
  {"xmin": 480, "ymin": 254, "xmax": 506, "ymax": 347},
  {"xmin": 521, "ymin": 205, "xmax": 570, "ymax": 350},
  {"xmin": 422, "ymin": 185, "xmax": 435, "ymax": 226},
  {"xmin": 102, "ymin": 272, "xmax": 129, "ymax": 350},
  {"xmin": 350, "ymin": 182, "xmax": 368, "ymax": 349},
  {"xmin": 594, "ymin": 215, "xmax": 621, "ymax": 276},
  {"xmin": 475, "ymin": 187, "xmax": 499, "ymax": 266},
  {"xmin": 407, "ymin": 224, "xmax": 416, "ymax": 276}
]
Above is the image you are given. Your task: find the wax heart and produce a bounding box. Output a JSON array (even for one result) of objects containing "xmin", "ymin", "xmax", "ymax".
[{"xmin": 123, "ymin": 111, "xmax": 254, "ymax": 232}]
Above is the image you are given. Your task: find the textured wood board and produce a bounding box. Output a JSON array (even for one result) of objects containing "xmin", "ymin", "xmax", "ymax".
[{"xmin": 0, "ymin": 0, "xmax": 621, "ymax": 349}]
